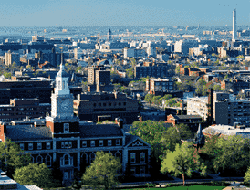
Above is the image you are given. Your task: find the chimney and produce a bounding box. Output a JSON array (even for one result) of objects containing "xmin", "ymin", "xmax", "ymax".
[
  {"xmin": 115, "ymin": 118, "xmax": 123, "ymax": 129},
  {"xmin": 0, "ymin": 122, "xmax": 5, "ymax": 142}
]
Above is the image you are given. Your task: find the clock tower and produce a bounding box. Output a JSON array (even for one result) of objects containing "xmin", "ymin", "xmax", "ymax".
[{"xmin": 46, "ymin": 62, "xmax": 79, "ymax": 138}]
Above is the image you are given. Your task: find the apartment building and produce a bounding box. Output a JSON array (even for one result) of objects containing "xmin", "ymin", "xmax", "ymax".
[
  {"xmin": 74, "ymin": 92, "xmax": 140, "ymax": 124},
  {"xmin": 187, "ymin": 97, "xmax": 208, "ymax": 121},
  {"xmin": 0, "ymin": 98, "xmax": 50, "ymax": 123},
  {"xmin": 134, "ymin": 66, "xmax": 169, "ymax": 79},
  {"xmin": 213, "ymin": 92, "xmax": 250, "ymax": 126},
  {"xmin": 145, "ymin": 78, "xmax": 174, "ymax": 92},
  {"xmin": 5, "ymin": 50, "xmax": 20, "ymax": 66},
  {"xmin": 187, "ymin": 92, "xmax": 250, "ymax": 127}
]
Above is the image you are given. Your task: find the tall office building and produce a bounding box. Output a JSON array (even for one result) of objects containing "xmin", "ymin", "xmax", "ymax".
[{"xmin": 233, "ymin": 8, "xmax": 237, "ymax": 41}]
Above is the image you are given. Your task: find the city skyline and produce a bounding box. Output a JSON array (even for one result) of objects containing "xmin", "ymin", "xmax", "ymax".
[{"xmin": 1, "ymin": 0, "xmax": 249, "ymax": 27}]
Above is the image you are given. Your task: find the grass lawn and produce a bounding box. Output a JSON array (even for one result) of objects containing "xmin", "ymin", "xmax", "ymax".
[{"xmin": 122, "ymin": 185, "xmax": 226, "ymax": 190}]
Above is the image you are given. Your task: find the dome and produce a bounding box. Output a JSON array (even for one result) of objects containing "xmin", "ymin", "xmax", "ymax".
[{"xmin": 57, "ymin": 64, "xmax": 68, "ymax": 78}]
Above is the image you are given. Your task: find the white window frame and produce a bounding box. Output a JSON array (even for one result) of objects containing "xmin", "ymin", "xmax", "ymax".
[
  {"xmin": 69, "ymin": 142, "xmax": 72, "ymax": 148},
  {"xmin": 46, "ymin": 142, "xmax": 51, "ymax": 150},
  {"xmin": 108, "ymin": 140, "xmax": 112, "ymax": 146},
  {"xmin": 82, "ymin": 141, "xmax": 87, "ymax": 147},
  {"xmin": 37, "ymin": 142, "xmax": 42, "ymax": 150},
  {"xmin": 99, "ymin": 140, "xmax": 103, "ymax": 147},
  {"xmin": 64, "ymin": 123, "xmax": 69, "ymax": 133},
  {"xmin": 140, "ymin": 166, "xmax": 145, "ymax": 174},
  {"xmin": 61, "ymin": 142, "xmax": 65, "ymax": 148},
  {"xmin": 89, "ymin": 153, "xmax": 95, "ymax": 163},
  {"xmin": 65, "ymin": 142, "xmax": 69, "ymax": 148},
  {"xmin": 90, "ymin": 141, "xmax": 95, "ymax": 147},
  {"xmin": 45, "ymin": 155, "xmax": 51, "ymax": 167},
  {"xmin": 28, "ymin": 143, "xmax": 33, "ymax": 150},
  {"xmin": 130, "ymin": 166, "xmax": 136, "ymax": 175},
  {"xmin": 130, "ymin": 153, "xmax": 136, "ymax": 163},
  {"xmin": 140, "ymin": 153, "xmax": 145, "ymax": 163},
  {"xmin": 116, "ymin": 139, "xmax": 120, "ymax": 146},
  {"xmin": 36, "ymin": 155, "xmax": 43, "ymax": 164},
  {"xmin": 19, "ymin": 143, "xmax": 24, "ymax": 151}
]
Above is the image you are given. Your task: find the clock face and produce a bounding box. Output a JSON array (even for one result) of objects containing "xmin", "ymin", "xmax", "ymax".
[{"xmin": 61, "ymin": 100, "xmax": 69, "ymax": 111}]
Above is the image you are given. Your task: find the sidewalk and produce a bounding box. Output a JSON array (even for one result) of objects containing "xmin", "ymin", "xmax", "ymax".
[{"xmin": 117, "ymin": 175, "xmax": 245, "ymax": 188}]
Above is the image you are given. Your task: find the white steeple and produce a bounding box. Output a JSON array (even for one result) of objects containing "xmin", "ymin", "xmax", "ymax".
[{"xmin": 55, "ymin": 61, "xmax": 69, "ymax": 95}]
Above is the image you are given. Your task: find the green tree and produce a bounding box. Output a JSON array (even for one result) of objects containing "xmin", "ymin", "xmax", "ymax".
[
  {"xmin": 161, "ymin": 143, "xmax": 199, "ymax": 185},
  {"xmin": 244, "ymin": 167, "xmax": 250, "ymax": 185},
  {"xmin": 3, "ymin": 71, "xmax": 11, "ymax": 79},
  {"xmin": 161, "ymin": 126, "xmax": 181, "ymax": 152},
  {"xmin": 81, "ymin": 151, "xmax": 121, "ymax": 190},
  {"xmin": 0, "ymin": 139, "xmax": 33, "ymax": 179},
  {"xmin": 212, "ymin": 135, "xmax": 250, "ymax": 176},
  {"xmin": 130, "ymin": 121, "xmax": 168, "ymax": 176},
  {"xmin": 14, "ymin": 163, "xmax": 57, "ymax": 188},
  {"xmin": 126, "ymin": 68, "xmax": 134, "ymax": 79}
]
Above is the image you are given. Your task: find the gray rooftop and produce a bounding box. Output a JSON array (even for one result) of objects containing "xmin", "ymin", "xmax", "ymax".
[
  {"xmin": 5, "ymin": 126, "xmax": 52, "ymax": 141},
  {"xmin": 79, "ymin": 124, "xmax": 123, "ymax": 138}
]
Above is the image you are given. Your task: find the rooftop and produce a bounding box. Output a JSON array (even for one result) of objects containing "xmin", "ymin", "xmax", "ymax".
[
  {"xmin": 203, "ymin": 124, "xmax": 250, "ymax": 137},
  {"xmin": 79, "ymin": 123, "xmax": 123, "ymax": 138}
]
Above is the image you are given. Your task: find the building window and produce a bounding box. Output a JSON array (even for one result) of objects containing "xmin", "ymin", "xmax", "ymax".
[
  {"xmin": 19, "ymin": 143, "xmax": 24, "ymax": 151},
  {"xmin": 103, "ymin": 103, "xmax": 106, "ymax": 107},
  {"xmin": 89, "ymin": 153, "xmax": 95, "ymax": 163},
  {"xmin": 82, "ymin": 141, "xmax": 87, "ymax": 147},
  {"xmin": 64, "ymin": 123, "xmax": 69, "ymax": 133},
  {"xmin": 130, "ymin": 167, "xmax": 136, "ymax": 174},
  {"xmin": 46, "ymin": 142, "xmax": 51, "ymax": 150},
  {"xmin": 115, "ymin": 152, "xmax": 121, "ymax": 161},
  {"xmin": 61, "ymin": 142, "xmax": 65, "ymax": 148},
  {"xmin": 114, "ymin": 103, "xmax": 117, "ymax": 106},
  {"xmin": 64, "ymin": 172, "xmax": 68, "ymax": 180},
  {"xmin": 93, "ymin": 103, "xmax": 96, "ymax": 107},
  {"xmin": 119, "ymin": 103, "xmax": 121, "ymax": 106},
  {"xmin": 109, "ymin": 103, "xmax": 111, "ymax": 106},
  {"xmin": 99, "ymin": 103, "xmax": 101, "ymax": 106},
  {"xmin": 130, "ymin": 153, "xmax": 136, "ymax": 163},
  {"xmin": 116, "ymin": 139, "xmax": 120, "ymax": 146},
  {"xmin": 99, "ymin": 140, "xmax": 103, "ymax": 147},
  {"xmin": 37, "ymin": 142, "xmax": 42, "ymax": 150},
  {"xmin": 140, "ymin": 153, "xmax": 145, "ymax": 163},
  {"xmin": 28, "ymin": 143, "xmax": 33, "ymax": 150},
  {"xmin": 108, "ymin": 140, "xmax": 112, "ymax": 146},
  {"xmin": 36, "ymin": 155, "xmax": 43, "ymax": 164},
  {"xmin": 60, "ymin": 154, "xmax": 73, "ymax": 166},
  {"xmin": 90, "ymin": 141, "xmax": 95, "ymax": 147},
  {"xmin": 123, "ymin": 102, "xmax": 126, "ymax": 106},
  {"xmin": 45, "ymin": 155, "xmax": 51, "ymax": 167},
  {"xmin": 140, "ymin": 166, "xmax": 145, "ymax": 174}
]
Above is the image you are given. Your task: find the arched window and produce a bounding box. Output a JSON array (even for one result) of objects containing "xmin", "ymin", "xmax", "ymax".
[
  {"xmin": 115, "ymin": 152, "xmax": 121, "ymax": 161},
  {"xmin": 81, "ymin": 153, "xmax": 88, "ymax": 164},
  {"xmin": 64, "ymin": 154, "xmax": 69, "ymax": 165},
  {"xmin": 45, "ymin": 154, "xmax": 51, "ymax": 167},
  {"xmin": 61, "ymin": 153, "xmax": 73, "ymax": 166},
  {"xmin": 36, "ymin": 154, "xmax": 43, "ymax": 164},
  {"xmin": 62, "ymin": 81, "xmax": 65, "ymax": 89},
  {"xmin": 30, "ymin": 155, "xmax": 34, "ymax": 163},
  {"xmin": 89, "ymin": 153, "xmax": 95, "ymax": 163}
]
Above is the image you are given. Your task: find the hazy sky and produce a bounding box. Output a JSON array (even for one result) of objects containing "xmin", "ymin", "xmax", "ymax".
[{"xmin": 1, "ymin": 0, "xmax": 249, "ymax": 26}]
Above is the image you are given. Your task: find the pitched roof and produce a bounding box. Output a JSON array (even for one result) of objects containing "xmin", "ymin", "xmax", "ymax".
[
  {"xmin": 5, "ymin": 126, "xmax": 52, "ymax": 141},
  {"xmin": 79, "ymin": 124, "xmax": 123, "ymax": 138}
]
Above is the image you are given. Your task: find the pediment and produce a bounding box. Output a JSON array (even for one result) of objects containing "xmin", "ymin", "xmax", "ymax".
[{"xmin": 128, "ymin": 139, "xmax": 148, "ymax": 147}]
